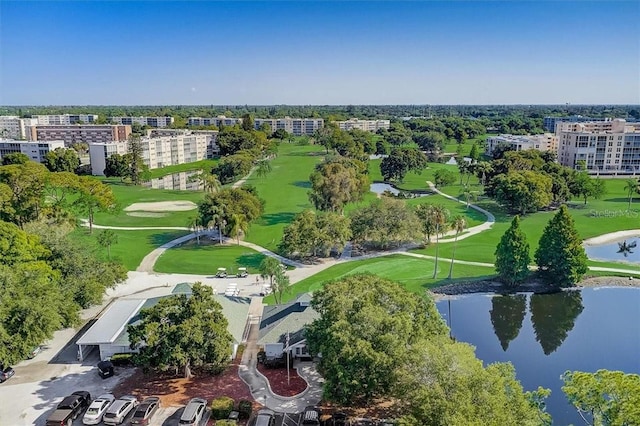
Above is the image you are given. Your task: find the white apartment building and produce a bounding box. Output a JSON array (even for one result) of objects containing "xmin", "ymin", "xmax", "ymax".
[
  {"xmin": 0, "ymin": 139, "xmax": 66, "ymax": 163},
  {"xmin": 148, "ymin": 129, "xmax": 219, "ymax": 158},
  {"xmin": 89, "ymin": 133, "xmax": 214, "ymax": 176},
  {"xmin": 486, "ymin": 133, "xmax": 558, "ymax": 156},
  {"xmin": 188, "ymin": 116, "xmax": 242, "ymax": 127},
  {"xmin": 26, "ymin": 124, "xmax": 131, "ymax": 146},
  {"xmin": 109, "ymin": 116, "xmax": 175, "ymax": 128},
  {"xmin": 557, "ymin": 119, "xmax": 640, "ymax": 172},
  {"xmin": 254, "ymin": 117, "xmax": 324, "ymax": 136},
  {"xmin": 0, "ymin": 116, "xmax": 38, "ymax": 139},
  {"xmin": 34, "ymin": 114, "xmax": 98, "ymax": 125},
  {"xmin": 335, "ymin": 118, "xmax": 391, "ymax": 132}
]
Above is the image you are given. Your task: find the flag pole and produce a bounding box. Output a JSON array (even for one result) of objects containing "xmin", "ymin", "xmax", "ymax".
[{"xmin": 286, "ymin": 330, "xmax": 290, "ymax": 386}]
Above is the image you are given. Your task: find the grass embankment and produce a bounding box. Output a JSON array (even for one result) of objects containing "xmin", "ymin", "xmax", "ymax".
[
  {"xmin": 264, "ymin": 254, "xmax": 495, "ymax": 304},
  {"xmin": 70, "ymin": 228, "xmax": 189, "ymax": 271},
  {"xmin": 154, "ymin": 241, "xmax": 266, "ymax": 275},
  {"xmin": 148, "ymin": 159, "xmax": 218, "ymax": 179}
]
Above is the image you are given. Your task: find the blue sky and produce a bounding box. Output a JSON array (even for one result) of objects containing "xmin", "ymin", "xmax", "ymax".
[{"xmin": 1, "ymin": 1, "xmax": 638, "ymax": 105}]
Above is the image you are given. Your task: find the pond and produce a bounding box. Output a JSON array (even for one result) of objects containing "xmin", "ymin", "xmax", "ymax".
[
  {"xmin": 144, "ymin": 171, "xmax": 203, "ymax": 191},
  {"xmin": 585, "ymin": 237, "xmax": 640, "ymax": 264},
  {"xmin": 369, "ymin": 183, "xmax": 430, "ymax": 197},
  {"xmin": 436, "ymin": 287, "xmax": 640, "ymax": 425}
]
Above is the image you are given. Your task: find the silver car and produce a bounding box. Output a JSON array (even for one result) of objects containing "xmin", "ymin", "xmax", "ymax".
[
  {"xmin": 178, "ymin": 398, "xmax": 207, "ymax": 426},
  {"xmin": 103, "ymin": 395, "xmax": 138, "ymax": 425},
  {"xmin": 82, "ymin": 393, "xmax": 115, "ymax": 425}
]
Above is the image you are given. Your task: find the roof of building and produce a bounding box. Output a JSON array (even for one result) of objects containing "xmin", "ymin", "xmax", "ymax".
[
  {"xmin": 77, "ymin": 285, "xmax": 251, "ymax": 348},
  {"xmin": 76, "ymin": 299, "xmax": 146, "ymax": 345},
  {"xmin": 258, "ymin": 294, "xmax": 318, "ymax": 346}
]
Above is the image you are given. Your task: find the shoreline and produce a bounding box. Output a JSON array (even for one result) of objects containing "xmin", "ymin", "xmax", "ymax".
[
  {"xmin": 430, "ymin": 275, "xmax": 640, "ymax": 298},
  {"xmin": 582, "ymin": 229, "xmax": 640, "ymax": 246}
]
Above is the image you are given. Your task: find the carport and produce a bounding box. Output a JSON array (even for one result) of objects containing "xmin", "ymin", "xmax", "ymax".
[{"xmin": 76, "ymin": 299, "xmax": 146, "ymax": 361}]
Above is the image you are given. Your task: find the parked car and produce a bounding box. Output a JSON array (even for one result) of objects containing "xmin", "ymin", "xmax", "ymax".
[
  {"xmin": 27, "ymin": 345, "xmax": 42, "ymax": 359},
  {"xmin": 103, "ymin": 395, "xmax": 138, "ymax": 425},
  {"xmin": 0, "ymin": 366, "xmax": 15, "ymax": 382},
  {"xmin": 301, "ymin": 406, "xmax": 321, "ymax": 425},
  {"xmin": 252, "ymin": 409, "xmax": 276, "ymax": 426},
  {"xmin": 82, "ymin": 394, "xmax": 115, "ymax": 425},
  {"xmin": 46, "ymin": 391, "xmax": 91, "ymax": 426},
  {"xmin": 179, "ymin": 397, "xmax": 207, "ymax": 426},
  {"xmin": 97, "ymin": 360, "xmax": 114, "ymax": 379},
  {"xmin": 130, "ymin": 396, "xmax": 161, "ymax": 425}
]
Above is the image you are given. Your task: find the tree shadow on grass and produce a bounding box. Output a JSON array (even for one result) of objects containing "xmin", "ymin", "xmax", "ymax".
[
  {"xmin": 148, "ymin": 231, "xmax": 192, "ymax": 247},
  {"xmin": 603, "ymin": 197, "xmax": 634, "ymax": 203},
  {"xmin": 291, "ymin": 180, "xmax": 311, "ymax": 189},
  {"xmin": 258, "ymin": 212, "xmax": 296, "ymax": 226}
]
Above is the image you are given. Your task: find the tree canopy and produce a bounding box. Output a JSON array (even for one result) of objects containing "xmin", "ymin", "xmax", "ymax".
[
  {"xmin": 495, "ymin": 216, "xmax": 530, "ymax": 286},
  {"xmin": 350, "ymin": 197, "xmax": 419, "ymax": 249},
  {"xmin": 308, "ymin": 156, "xmax": 368, "ymax": 213},
  {"xmin": 279, "ymin": 210, "xmax": 351, "ymax": 258},
  {"xmin": 380, "ymin": 146, "xmax": 427, "ymax": 182},
  {"xmin": 43, "ymin": 148, "xmax": 80, "ymax": 173},
  {"xmin": 198, "ymin": 187, "xmax": 264, "ymax": 238}
]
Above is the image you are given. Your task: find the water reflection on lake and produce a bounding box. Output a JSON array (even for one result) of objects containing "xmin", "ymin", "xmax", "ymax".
[
  {"xmin": 437, "ymin": 288, "xmax": 640, "ymax": 425},
  {"xmin": 369, "ymin": 182, "xmax": 430, "ymax": 197},
  {"xmin": 585, "ymin": 237, "xmax": 640, "ymax": 264},
  {"xmin": 144, "ymin": 171, "xmax": 203, "ymax": 191}
]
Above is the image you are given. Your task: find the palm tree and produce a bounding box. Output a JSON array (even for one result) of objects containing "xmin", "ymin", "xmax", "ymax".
[
  {"xmin": 431, "ymin": 205, "xmax": 450, "ymax": 279},
  {"xmin": 188, "ymin": 216, "xmax": 202, "ymax": 245},
  {"xmin": 207, "ymin": 205, "xmax": 225, "ymax": 244},
  {"xmin": 189, "ymin": 169, "xmax": 221, "ymax": 193},
  {"xmin": 474, "ymin": 161, "xmax": 493, "ymax": 186},
  {"xmin": 415, "ymin": 203, "xmax": 436, "ymax": 244},
  {"xmin": 461, "ymin": 185, "xmax": 478, "ymax": 210},
  {"xmin": 272, "ymin": 267, "xmax": 291, "ymax": 304},
  {"xmin": 447, "ymin": 215, "xmax": 467, "ymax": 279},
  {"xmin": 623, "ymin": 178, "xmax": 639, "ymax": 210},
  {"xmin": 256, "ymin": 159, "xmax": 272, "ymax": 179},
  {"xmin": 229, "ymin": 213, "xmax": 249, "ymax": 245}
]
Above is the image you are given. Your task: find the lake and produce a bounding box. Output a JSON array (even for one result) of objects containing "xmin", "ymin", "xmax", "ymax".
[
  {"xmin": 369, "ymin": 182, "xmax": 430, "ymax": 197},
  {"xmin": 436, "ymin": 287, "xmax": 640, "ymax": 425},
  {"xmin": 585, "ymin": 237, "xmax": 640, "ymax": 264},
  {"xmin": 144, "ymin": 171, "xmax": 203, "ymax": 191}
]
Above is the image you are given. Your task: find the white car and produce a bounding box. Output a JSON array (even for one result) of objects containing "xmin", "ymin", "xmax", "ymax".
[
  {"xmin": 82, "ymin": 393, "xmax": 115, "ymax": 425},
  {"xmin": 103, "ymin": 395, "xmax": 138, "ymax": 425}
]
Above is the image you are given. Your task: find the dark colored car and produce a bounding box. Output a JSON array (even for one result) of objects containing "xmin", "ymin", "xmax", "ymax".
[
  {"xmin": 0, "ymin": 366, "xmax": 15, "ymax": 382},
  {"xmin": 252, "ymin": 409, "xmax": 275, "ymax": 426},
  {"xmin": 328, "ymin": 412, "xmax": 349, "ymax": 426},
  {"xmin": 97, "ymin": 360, "xmax": 114, "ymax": 379},
  {"xmin": 301, "ymin": 406, "xmax": 321, "ymax": 425},
  {"xmin": 130, "ymin": 396, "xmax": 161, "ymax": 425},
  {"xmin": 46, "ymin": 391, "xmax": 91, "ymax": 426}
]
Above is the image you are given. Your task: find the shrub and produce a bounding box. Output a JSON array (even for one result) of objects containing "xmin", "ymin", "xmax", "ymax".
[
  {"xmin": 215, "ymin": 420, "xmax": 237, "ymax": 426},
  {"xmin": 109, "ymin": 353, "xmax": 133, "ymax": 366},
  {"xmin": 238, "ymin": 400, "xmax": 252, "ymax": 419},
  {"xmin": 211, "ymin": 396, "xmax": 234, "ymax": 420}
]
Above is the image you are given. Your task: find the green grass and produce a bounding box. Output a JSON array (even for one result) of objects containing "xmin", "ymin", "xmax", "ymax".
[
  {"xmin": 148, "ymin": 159, "xmax": 219, "ymax": 179},
  {"xmin": 242, "ymin": 143, "xmax": 325, "ymax": 250},
  {"xmin": 264, "ymin": 254, "xmax": 496, "ymax": 304},
  {"xmin": 92, "ymin": 179, "xmax": 205, "ymax": 227},
  {"xmin": 154, "ymin": 241, "xmax": 267, "ymax": 275},
  {"xmin": 70, "ymin": 228, "xmax": 189, "ymax": 271}
]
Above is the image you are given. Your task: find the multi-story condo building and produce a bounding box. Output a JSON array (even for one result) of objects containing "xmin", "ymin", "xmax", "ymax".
[
  {"xmin": 109, "ymin": 116, "xmax": 175, "ymax": 128},
  {"xmin": 0, "ymin": 138, "xmax": 65, "ymax": 163},
  {"xmin": 89, "ymin": 132, "xmax": 216, "ymax": 176},
  {"xmin": 148, "ymin": 129, "xmax": 219, "ymax": 158},
  {"xmin": 485, "ymin": 133, "xmax": 558, "ymax": 156},
  {"xmin": 0, "ymin": 116, "xmax": 38, "ymax": 139},
  {"xmin": 34, "ymin": 114, "xmax": 98, "ymax": 125},
  {"xmin": 254, "ymin": 117, "xmax": 324, "ymax": 136},
  {"xmin": 188, "ymin": 116, "xmax": 242, "ymax": 127},
  {"xmin": 25, "ymin": 124, "xmax": 131, "ymax": 146},
  {"xmin": 335, "ymin": 118, "xmax": 391, "ymax": 132},
  {"xmin": 557, "ymin": 119, "xmax": 640, "ymax": 172}
]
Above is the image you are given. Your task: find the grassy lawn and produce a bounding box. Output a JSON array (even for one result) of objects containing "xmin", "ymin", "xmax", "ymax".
[
  {"xmin": 242, "ymin": 143, "xmax": 325, "ymax": 250},
  {"xmin": 92, "ymin": 179, "xmax": 204, "ymax": 227},
  {"xmin": 70, "ymin": 228, "xmax": 189, "ymax": 271},
  {"xmin": 148, "ymin": 159, "xmax": 219, "ymax": 179},
  {"xmin": 264, "ymin": 254, "xmax": 496, "ymax": 304},
  {"xmin": 154, "ymin": 241, "xmax": 267, "ymax": 275}
]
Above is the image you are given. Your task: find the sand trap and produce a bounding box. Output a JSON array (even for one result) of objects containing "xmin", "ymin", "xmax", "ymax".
[
  {"xmin": 583, "ymin": 230, "xmax": 640, "ymax": 246},
  {"xmin": 124, "ymin": 201, "xmax": 197, "ymax": 212},
  {"xmin": 126, "ymin": 212, "xmax": 169, "ymax": 218}
]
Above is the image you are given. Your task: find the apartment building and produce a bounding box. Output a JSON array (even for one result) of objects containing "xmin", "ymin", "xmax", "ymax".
[
  {"xmin": 485, "ymin": 133, "xmax": 558, "ymax": 156},
  {"xmin": 557, "ymin": 119, "xmax": 640, "ymax": 171},
  {"xmin": 89, "ymin": 132, "xmax": 215, "ymax": 175},
  {"xmin": 148, "ymin": 128, "xmax": 219, "ymax": 157},
  {"xmin": 335, "ymin": 118, "xmax": 391, "ymax": 132},
  {"xmin": 0, "ymin": 116, "xmax": 38, "ymax": 139},
  {"xmin": 188, "ymin": 116, "xmax": 242, "ymax": 127},
  {"xmin": 254, "ymin": 117, "xmax": 324, "ymax": 136},
  {"xmin": 25, "ymin": 124, "xmax": 131, "ymax": 146},
  {"xmin": 0, "ymin": 138, "xmax": 65, "ymax": 163},
  {"xmin": 34, "ymin": 114, "xmax": 98, "ymax": 125},
  {"xmin": 109, "ymin": 116, "xmax": 175, "ymax": 128}
]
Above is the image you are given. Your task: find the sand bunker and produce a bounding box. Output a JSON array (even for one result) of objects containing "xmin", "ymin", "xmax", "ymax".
[
  {"xmin": 124, "ymin": 201, "xmax": 197, "ymax": 212},
  {"xmin": 126, "ymin": 212, "xmax": 169, "ymax": 218}
]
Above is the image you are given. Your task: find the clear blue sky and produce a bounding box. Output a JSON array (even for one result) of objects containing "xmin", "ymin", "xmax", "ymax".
[{"xmin": 1, "ymin": 1, "xmax": 638, "ymax": 105}]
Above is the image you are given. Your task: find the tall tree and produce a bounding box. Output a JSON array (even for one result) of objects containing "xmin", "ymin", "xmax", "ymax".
[
  {"xmin": 535, "ymin": 205, "xmax": 588, "ymax": 287},
  {"xmin": 207, "ymin": 205, "xmax": 225, "ymax": 244},
  {"xmin": 128, "ymin": 282, "xmax": 232, "ymax": 378},
  {"xmin": 187, "ymin": 216, "xmax": 203, "ymax": 245},
  {"xmin": 104, "ymin": 153, "xmax": 129, "ymax": 181},
  {"xmin": 562, "ymin": 369, "xmax": 640, "ymax": 426},
  {"xmin": 350, "ymin": 198, "xmax": 419, "ymax": 250},
  {"xmin": 447, "ymin": 215, "xmax": 467, "ymax": 279},
  {"xmin": 380, "ymin": 146, "xmax": 427, "ymax": 182},
  {"xmin": 495, "ymin": 216, "xmax": 531, "ymax": 286},
  {"xmin": 469, "ymin": 143, "xmax": 480, "ymax": 162},
  {"xmin": 2, "ymin": 153, "xmax": 30, "ymax": 165},
  {"xmin": 259, "ymin": 257, "xmax": 281, "ymax": 288},
  {"xmin": 474, "ymin": 161, "xmax": 493, "ymax": 186},
  {"xmin": 570, "ymin": 172, "xmax": 607, "ymax": 205},
  {"xmin": 43, "ymin": 148, "xmax": 80, "ymax": 173},
  {"xmin": 623, "ymin": 178, "xmax": 638, "ymax": 210},
  {"xmin": 430, "ymin": 205, "xmax": 449, "ymax": 279},
  {"xmin": 272, "ymin": 267, "xmax": 290, "ymax": 304},
  {"xmin": 96, "ymin": 229, "xmax": 118, "ymax": 259},
  {"xmin": 127, "ymin": 134, "xmax": 149, "ymax": 185},
  {"xmin": 188, "ymin": 170, "xmax": 221, "ymax": 193},
  {"xmin": 228, "ymin": 213, "xmax": 249, "ymax": 245},
  {"xmin": 493, "ymin": 171, "xmax": 553, "ymax": 214},
  {"xmin": 415, "ymin": 203, "xmax": 437, "ymax": 244},
  {"xmin": 432, "ymin": 168, "xmax": 456, "ymax": 188},
  {"xmin": 240, "ymin": 113, "xmax": 254, "ymax": 132},
  {"xmin": 0, "ymin": 162, "xmax": 49, "ymax": 226},
  {"xmin": 73, "ymin": 176, "xmax": 117, "ymax": 234},
  {"xmin": 198, "ymin": 187, "xmax": 263, "ymax": 239},
  {"xmin": 255, "ymin": 159, "xmax": 272, "ymax": 179},
  {"xmin": 308, "ymin": 157, "xmax": 368, "ymax": 214}
]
